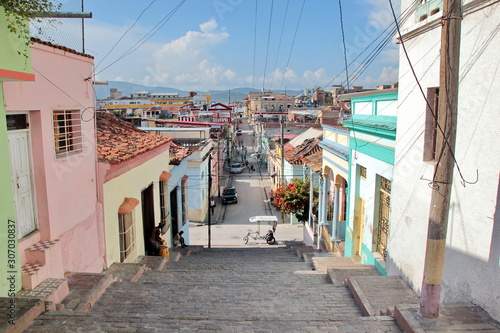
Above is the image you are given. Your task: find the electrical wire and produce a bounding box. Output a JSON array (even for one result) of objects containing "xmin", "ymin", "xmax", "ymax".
[
  {"xmin": 92, "ymin": 0, "xmax": 158, "ymax": 75},
  {"xmin": 252, "ymin": 0, "xmax": 259, "ymax": 89},
  {"xmin": 279, "ymin": 0, "xmax": 306, "ymax": 90},
  {"xmin": 94, "ymin": 0, "xmax": 186, "ymax": 77},
  {"xmin": 269, "ymin": 0, "xmax": 290, "ymax": 91},
  {"xmin": 387, "ymin": 0, "xmax": 477, "ymax": 187},
  {"xmin": 262, "ymin": 0, "xmax": 275, "ymax": 91}
]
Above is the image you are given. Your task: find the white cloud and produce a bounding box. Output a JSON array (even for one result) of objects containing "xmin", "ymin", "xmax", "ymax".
[
  {"xmin": 143, "ymin": 18, "xmax": 241, "ymax": 89},
  {"xmin": 364, "ymin": 66, "xmax": 399, "ymax": 85}
]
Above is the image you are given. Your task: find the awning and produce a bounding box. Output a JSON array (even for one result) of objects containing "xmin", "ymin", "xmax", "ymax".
[{"xmin": 118, "ymin": 197, "xmax": 140, "ymax": 215}]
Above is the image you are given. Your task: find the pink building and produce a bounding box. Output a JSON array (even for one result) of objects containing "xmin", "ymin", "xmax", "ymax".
[{"xmin": 3, "ymin": 39, "xmax": 105, "ymax": 299}]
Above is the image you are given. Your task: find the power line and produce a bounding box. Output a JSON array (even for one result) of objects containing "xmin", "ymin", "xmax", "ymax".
[
  {"xmin": 262, "ymin": 0, "xmax": 275, "ymax": 91},
  {"xmin": 94, "ymin": 0, "xmax": 186, "ymax": 77},
  {"xmin": 92, "ymin": 0, "xmax": 158, "ymax": 75},
  {"xmin": 252, "ymin": 0, "xmax": 259, "ymax": 89},
  {"xmin": 279, "ymin": 0, "xmax": 306, "ymax": 90},
  {"xmin": 387, "ymin": 0, "xmax": 477, "ymax": 186},
  {"xmin": 269, "ymin": 0, "xmax": 290, "ymax": 91}
]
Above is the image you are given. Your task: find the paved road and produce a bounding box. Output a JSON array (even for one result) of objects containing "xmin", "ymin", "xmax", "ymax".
[{"xmin": 189, "ymin": 119, "xmax": 302, "ymax": 248}]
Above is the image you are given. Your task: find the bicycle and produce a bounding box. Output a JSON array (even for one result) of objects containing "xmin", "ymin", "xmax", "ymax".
[{"xmin": 243, "ymin": 229, "xmax": 276, "ymax": 245}]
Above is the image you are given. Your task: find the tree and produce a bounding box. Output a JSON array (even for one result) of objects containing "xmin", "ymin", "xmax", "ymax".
[
  {"xmin": 270, "ymin": 178, "xmax": 318, "ymax": 223},
  {"xmin": 1, "ymin": 1, "xmax": 61, "ymax": 52}
]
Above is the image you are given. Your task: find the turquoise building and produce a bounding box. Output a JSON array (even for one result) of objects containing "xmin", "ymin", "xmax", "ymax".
[{"xmin": 342, "ymin": 88, "xmax": 398, "ymax": 275}]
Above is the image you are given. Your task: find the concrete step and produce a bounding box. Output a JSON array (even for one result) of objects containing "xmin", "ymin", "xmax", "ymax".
[
  {"xmin": 24, "ymin": 311, "xmax": 402, "ymax": 332},
  {"xmin": 327, "ymin": 265, "xmax": 381, "ymax": 285},
  {"xmin": 16, "ymin": 278, "xmax": 69, "ymax": 305},
  {"xmin": 105, "ymin": 263, "xmax": 146, "ymax": 282},
  {"xmin": 347, "ymin": 276, "xmax": 419, "ymax": 317},
  {"xmin": 60, "ymin": 273, "xmax": 114, "ymax": 312},
  {"xmin": 311, "ymin": 256, "xmax": 356, "ymax": 272},
  {"xmin": 139, "ymin": 269, "xmax": 330, "ymax": 285},
  {"xmin": 0, "ymin": 298, "xmax": 44, "ymax": 333},
  {"xmin": 21, "ymin": 239, "xmax": 64, "ymax": 290}
]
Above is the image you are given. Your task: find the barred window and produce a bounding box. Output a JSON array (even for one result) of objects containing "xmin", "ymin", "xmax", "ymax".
[
  {"xmin": 360, "ymin": 165, "xmax": 367, "ymax": 179},
  {"xmin": 118, "ymin": 212, "xmax": 135, "ymax": 262},
  {"xmin": 53, "ymin": 110, "xmax": 83, "ymax": 158}
]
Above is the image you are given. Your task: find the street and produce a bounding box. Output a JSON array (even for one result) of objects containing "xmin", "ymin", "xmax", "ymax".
[{"xmin": 189, "ymin": 118, "xmax": 303, "ymax": 248}]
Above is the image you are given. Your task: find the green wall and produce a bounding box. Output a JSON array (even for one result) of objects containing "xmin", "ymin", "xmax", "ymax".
[
  {"xmin": 0, "ymin": 86, "xmax": 21, "ymax": 297},
  {"xmin": 0, "ymin": 7, "xmax": 32, "ymax": 74}
]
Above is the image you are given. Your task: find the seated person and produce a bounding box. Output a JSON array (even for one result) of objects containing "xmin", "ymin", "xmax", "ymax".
[
  {"xmin": 173, "ymin": 230, "xmax": 187, "ymax": 248},
  {"xmin": 149, "ymin": 221, "xmax": 165, "ymax": 255}
]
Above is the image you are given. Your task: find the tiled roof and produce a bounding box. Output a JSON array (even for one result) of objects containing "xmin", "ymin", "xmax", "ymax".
[
  {"xmin": 31, "ymin": 38, "xmax": 94, "ymax": 59},
  {"xmin": 284, "ymin": 137, "xmax": 322, "ymax": 166},
  {"xmin": 96, "ymin": 112, "xmax": 172, "ymax": 164},
  {"xmin": 169, "ymin": 142, "xmax": 194, "ymax": 165},
  {"xmin": 302, "ymin": 149, "xmax": 323, "ymax": 172}
]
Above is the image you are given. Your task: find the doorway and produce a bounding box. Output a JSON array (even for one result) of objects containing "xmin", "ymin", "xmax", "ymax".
[
  {"xmin": 141, "ymin": 183, "xmax": 155, "ymax": 255},
  {"xmin": 170, "ymin": 186, "xmax": 179, "ymax": 239},
  {"xmin": 7, "ymin": 114, "xmax": 37, "ymax": 239}
]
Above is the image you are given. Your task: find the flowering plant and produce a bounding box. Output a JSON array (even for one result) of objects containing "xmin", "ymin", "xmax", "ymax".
[{"xmin": 270, "ymin": 178, "xmax": 317, "ymax": 222}]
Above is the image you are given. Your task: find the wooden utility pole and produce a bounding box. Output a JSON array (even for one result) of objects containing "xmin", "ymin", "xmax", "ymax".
[
  {"xmin": 208, "ymin": 154, "xmax": 212, "ymax": 249},
  {"xmin": 420, "ymin": 0, "xmax": 462, "ymax": 318}
]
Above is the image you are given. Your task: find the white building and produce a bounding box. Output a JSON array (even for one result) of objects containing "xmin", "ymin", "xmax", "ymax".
[{"xmin": 388, "ymin": 0, "xmax": 500, "ymax": 321}]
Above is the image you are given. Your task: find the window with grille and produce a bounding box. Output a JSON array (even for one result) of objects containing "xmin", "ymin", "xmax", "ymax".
[
  {"xmin": 53, "ymin": 110, "xmax": 83, "ymax": 158},
  {"xmin": 181, "ymin": 180, "xmax": 188, "ymax": 225},
  {"xmin": 159, "ymin": 181, "xmax": 170, "ymax": 230},
  {"xmin": 360, "ymin": 165, "xmax": 367, "ymax": 179},
  {"xmin": 118, "ymin": 212, "xmax": 135, "ymax": 262},
  {"xmin": 376, "ymin": 176, "xmax": 391, "ymax": 260}
]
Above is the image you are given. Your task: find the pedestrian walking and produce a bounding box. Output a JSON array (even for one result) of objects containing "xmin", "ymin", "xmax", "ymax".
[{"xmin": 210, "ymin": 197, "xmax": 216, "ymax": 215}]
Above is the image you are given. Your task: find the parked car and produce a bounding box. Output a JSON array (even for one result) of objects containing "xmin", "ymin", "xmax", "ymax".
[
  {"xmin": 230, "ymin": 162, "xmax": 244, "ymax": 174},
  {"xmin": 222, "ymin": 187, "xmax": 238, "ymax": 204}
]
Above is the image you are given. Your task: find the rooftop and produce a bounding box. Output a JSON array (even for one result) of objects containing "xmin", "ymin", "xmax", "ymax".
[{"xmin": 96, "ymin": 112, "xmax": 172, "ymax": 164}]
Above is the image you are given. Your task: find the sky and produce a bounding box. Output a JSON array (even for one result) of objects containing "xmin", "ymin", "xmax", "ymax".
[{"xmin": 32, "ymin": 0, "xmax": 401, "ymax": 92}]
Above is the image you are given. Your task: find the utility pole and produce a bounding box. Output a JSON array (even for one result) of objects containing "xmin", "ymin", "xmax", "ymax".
[
  {"xmin": 420, "ymin": 0, "xmax": 461, "ymax": 318},
  {"xmin": 280, "ymin": 114, "xmax": 286, "ymax": 224},
  {"xmin": 208, "ymin": 154, "xmax": 212, "ymax": 248}
]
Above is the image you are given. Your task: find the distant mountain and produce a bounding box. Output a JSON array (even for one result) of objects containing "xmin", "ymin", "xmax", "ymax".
[{"xmin": 94, "ymin": 81, "xmax": 301, "ymax": 103}]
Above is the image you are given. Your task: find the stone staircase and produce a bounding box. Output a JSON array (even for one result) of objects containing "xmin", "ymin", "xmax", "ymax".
[
  {"xmin": 14, "ymin": 242, "xmax": 500, "ymax": 332},
  {"xmin": 22, "ymin": 243, "xmax": 402, "ymax": 332}
]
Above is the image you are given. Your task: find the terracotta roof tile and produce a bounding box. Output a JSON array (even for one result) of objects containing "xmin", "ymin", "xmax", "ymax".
[
  {"xmin": 284, "ymin": 137, "xmax": 323, "ymax": 167},
  {"xmin": 169, "ymin": 142, "xmax": 194, "ymax": 165},
  {"xmin": 96, "ymin": 112, "xmax": 172, "ymax": 164}
]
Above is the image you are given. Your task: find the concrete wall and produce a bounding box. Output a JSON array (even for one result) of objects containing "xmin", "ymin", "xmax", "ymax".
[
  {"xmin": 101, "ymin": 147, "xmax": 170, "ymax": 266},
  {"xmin": 389, "ymin": 0, "xmax": 500, "ymax": 321},
  {"xmin": 3, "ymin": 41, "xmax": 105, "ymax": 273},
  {"xmin": 0, "ymin": 8, "xmax": 34, "ymax": 296}
]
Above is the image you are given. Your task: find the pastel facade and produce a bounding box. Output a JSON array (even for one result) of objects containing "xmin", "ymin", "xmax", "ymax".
[
  {"xmin": 3, "ymin": 39, "xmax": 104, "ymax": 291},
  {"xmin": 96, "ymin": 113, "xmax": 172, "ymax": 265},
  {"xmin": 0, "ymin": 8, "xmax": 35, "ymax": 296},
  {"xmin": 388, "ymin": 0, "xmax": 500, "ymax": 321},
  {"xmin": 186, "ymin": 140, "xmax": 213, "ymax": 223},
  {"xmin": 343, "ymin": 89, "xmax": 398, "ymax": 275},
  {"xmin": 318, "ymin": 125, "xmax": 350, "ymax": 252}
]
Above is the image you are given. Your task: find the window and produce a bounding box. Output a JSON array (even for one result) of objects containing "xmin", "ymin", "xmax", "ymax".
[
  {"xmin": 159, "ymin": 181, "xmax": 170, "ymax": 230},
  {"xmin": 6, "ymin": 114, "xmax": 28, "ymax": 130},
  {"xmin": 360, "ymin": 165, "xmax": 367, "ymax": 179},
  {"xmin": 118, "ymin": 212, "xmax": 135, "ymax": 262},
  {"xmin": 416, "ymin": 0, "xmax": 443, "ymax": 22},
  {"xmin": 423, "ymin": 87, "xmax": 439, "ymax": 162},
  {"xmin": 181, "ymin": 178, "xmax": 188, "ymax": 225},
  {"xmin": 53, "ymin": 110, "xmax": 83, "ymax": 158}
]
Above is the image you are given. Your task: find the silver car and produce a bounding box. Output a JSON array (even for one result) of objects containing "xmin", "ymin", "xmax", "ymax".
[{"xmin": 230, "ymin": 162, "xmax": 244, "ymax": 174}]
